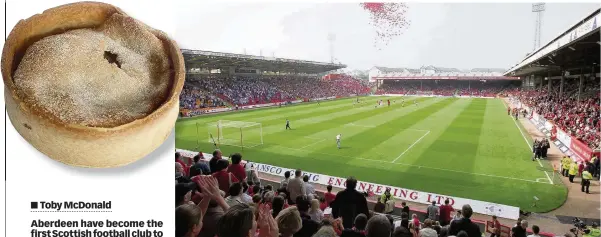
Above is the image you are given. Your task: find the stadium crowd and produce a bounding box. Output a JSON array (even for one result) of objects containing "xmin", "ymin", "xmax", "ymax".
[
  {"xmin": 375, "ymin": 80, "xmax": 517, "ymax": 97},
  {"xmin": 181, "ymin": 74, "xmax": 370, "ymax": 107},
  {"xmin": 181, "ymin": 85, "xmax": 227, "ymax": 110},
  {"xmin": 175, "ymin": 150, "xmax": 554, "ymax": 237},
  {"xmin": 508, "ymin": 78, "xmax": 601, "ymax": 151}
]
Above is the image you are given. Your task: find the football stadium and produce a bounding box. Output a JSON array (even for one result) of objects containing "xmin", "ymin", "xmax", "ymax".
[{"xmin": 175, "ymin": 5, "xmax": 600, "ymax": 236}]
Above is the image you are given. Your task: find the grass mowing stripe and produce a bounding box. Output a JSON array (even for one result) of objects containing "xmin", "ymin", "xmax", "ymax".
[
  {"xmin": 247, "ymin": 97, "xmax": 423, "ymax": 141},
  {"xmin": 414, "ymin": 99, "xmax": 486, "ymax": 173},
  {"xmin": 255, "ymin": 98, "xmax": 433, "ymax": 144},
  {"xmin": 263, "ymin": 98, "xmax": 447, "ymax": 157},
  {"xmin": 177, "ymin": 97, "xmax": 361, "ymax": 123},
  {"xmin": 314, "ymin": 98, "xmax": 457, "ymax": 161},
  {"xmin": 245, "ymin": 97, "xmax": 388, "ymax": 125},
  {"xmin": 175, "ymin": 97, "xmax": 388, "ymax": 141}
]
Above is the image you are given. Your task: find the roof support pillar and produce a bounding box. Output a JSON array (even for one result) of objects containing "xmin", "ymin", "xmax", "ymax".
[
  {"xmin": 559, "ymin": 71, "xmax": 565, "ymax": 98},
  {"xmin": 547, "ymin": 71, "xmax": 552, "ymax": 92},
  {"xmin": 578, "ymin": 67, "xmax": 584, "ymax": 101}
]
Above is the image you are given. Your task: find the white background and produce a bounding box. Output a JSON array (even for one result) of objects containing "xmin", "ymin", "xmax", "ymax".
[{"xmin": 1, "ymin": 1, "xmax": 176, "ymax": 236}]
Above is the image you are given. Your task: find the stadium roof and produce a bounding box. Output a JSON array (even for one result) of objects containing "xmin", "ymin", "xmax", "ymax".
[
  {"xmin": 504, "ymin": 8, "xmax": 600, "ymax": 77},
  {"xmin": 374, "ymin": 66, "xmax": 502, "ymax": 74},
  {"xmin": 370, "ymin": 65, "xmax": 518, "ymax": 80},
  {"xmin": 182, "ymin": 49, "xmax": 346, "ymax": 74}
]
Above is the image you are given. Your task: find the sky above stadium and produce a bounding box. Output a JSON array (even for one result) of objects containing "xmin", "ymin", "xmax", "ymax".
[
  {"xmin": 172, "ymin": 2, "xmax": 598, "ymax": 71},
  {"xmin": 4, "ymin": 1, "xmax": 599, "ymax": 71}
]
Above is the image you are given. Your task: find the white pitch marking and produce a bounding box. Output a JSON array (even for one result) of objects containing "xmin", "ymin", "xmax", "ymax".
[
  {"xmin": 262, "ymin": 143, "xmax": 549, "ymax": 185},
  {"xmin": 298, "ymin": 139, "xmax": 326, "ymax": 150},
  {"xmin": 391, "ymin": 130, "xmax": 431, "ymax": 163},
  {"xmin": 346, "ymin": 123, "xmax": 376, "ymax": 128},
  {"xmin": 501, "ymin": 99, "xmax": 554, "ymax": 185}
]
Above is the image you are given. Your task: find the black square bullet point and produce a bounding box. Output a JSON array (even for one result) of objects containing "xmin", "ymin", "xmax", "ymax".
[{"xmin": 31, "ymin": 202, "xmax": 38, "ymax": 209}]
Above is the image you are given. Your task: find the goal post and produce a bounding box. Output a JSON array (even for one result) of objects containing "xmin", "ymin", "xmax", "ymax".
[{"xmin": 203, "ymin": 120, "xmax": 263, "ymax": 149}]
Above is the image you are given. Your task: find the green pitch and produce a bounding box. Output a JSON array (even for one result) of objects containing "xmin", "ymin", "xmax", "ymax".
[{"xmin": 175, "ymin": 96, "xmax": 567, "ymax": 212}]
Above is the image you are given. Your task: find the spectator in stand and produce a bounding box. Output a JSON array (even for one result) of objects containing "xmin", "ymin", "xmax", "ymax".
[
  {"xmin": 366, "ymin": 215, "xmax": 392, "ymax": 237},
  {"xmin": 176, "ymin": 163, "xmax": 185, "ymax": 179},
  {"xmin": 319, "ymin": 196, "xmax": 328, "ymax": 211},
  {"xmin": 409, "ymin": 214, "xmax": 420, "ymax": 235},
  {"xmin": 287, "ymin": 169, "xmax": 306, "ymax": 204},
  {"xmin": 448, "ymin": 204, "xmax": 481, "ymax": 237},
  {"xmin": 263, "ymin": 191, "xmax": 276, "ymax": 204},
  {"xmin": 212, "ymin": 159, "xmax": 239, "ymax": 193},
  {"xmin": 401, "ymin": 202, "xmax": 410, "ymax": 217},
  {"xmin": 227, "ymin": 153, "xmax": 247, "ymax": 181},
  {"xmin": 294, "ymin": 195, "xmax": 320, "ymax": 237},
  {"xmin": 175, "ymin": 204, "xmax": 204, "ymax": 237},
  {"xmin": 439, "ymin": 199, "xmax": 453, "ymax": 226},
  {"xmin": 225, "ymin": 182, "xmax": 246, "ymax": 207},
  {"xmin": 252, "ymin": 186, "xmax": 261, "ymax": 197},
  {"xmin": 427, "ymin": 201, "xmax": 439, "ymax": 222},
  {"xmin": 272, "ymin": 195, "xmax": 286, "ymax": 218},
  {"xmin": 527, "ymin": 225, "xmax": 541, "ymax": 237},
  {"xmin": 331, "ymin": 176, "xmax": 370, "ymax": 229},
  {"xmin": 177, "ymin": 176, "xmax": 227, "ymax": 237},
  {"xmin": 489, "ymin": 215, "xmax": 501, "ymax": 237},
  {"xmin": 511, "ymin": 220, "xmax": 528, "ymax": 237},
  {"xmin": 393, "ymin": 226, "xmax": 413, "ymax": 237},
  {"xmin": 399, "ymin": 212, "xmax": 410, "ymax": 229},
  {"xmin": 341, "ymin": 213, "xmax": 368, "ymax": 237},
  {"xmin": 453, "ymin": 210, "xmax": 462, "ymax": 221},
  {"xmin": 325, "ymin": 185, "xmax": 336, "ymax": 207},
  {"xmin": 386, "ymin": 215, "xmax": 395, "ymax": 233},
  {"xmin": 420, "ymin": 219, "xmax": 438, "ymax": 237},
  {"xmin": 275, "ymin": 206, "xmax": 303, "ymax": 237},
  {"xmin": 209, "ymin": 149, "xmax": 223, "ymax": 174},
  {"xmin": 175, "ymin": 182, "xmax": 195, "ymax": 207},
  {"xmin": 245, "ymin": 163, "xmax": 262, "ymax": 188},
  {"xmin": 308, "ymin": 199, "xmax": 324, "ymax": 222},
  {"xmin": 189, "ymin": 154, "xmax": 210, "ymax": 177},
  {"xmin": 252, "ymin": 194, "xmax": 262, "ymax": 206},
  {"xmin": 199, "ymin": 190, "xmax": 228, "ymax": 237},
  {"xmin": 313, "ymin": 225, "xmax": 338, "ymax": 237},
  {"xmin": 176, "ymin": 152, "xmax": 188, "ymax": 175},
  {"xmin": 279, "ymin": 171, "xmax": 291, "ymax": 194},
  {"xmin": 457, "ymin": 231, "xmax": 469, "ymax": 237},
  {"xmin": 216, "ymin": 203, "xmax": 257, "ymax": 237},
  {"xmin": 241, "ymin": 182, "xmax": 253, "ymax": 203},
  {"xmin": 303, "ymin": 175, "xmax": 316, "ymax": 198}
]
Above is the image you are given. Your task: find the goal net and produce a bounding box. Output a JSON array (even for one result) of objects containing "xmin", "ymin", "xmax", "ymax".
[{"xmin": 204, "ymin": 120, "xmax": 263, "ymax": 148}]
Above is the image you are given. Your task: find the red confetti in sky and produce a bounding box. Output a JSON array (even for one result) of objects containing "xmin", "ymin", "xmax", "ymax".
[{"xmin": 360, "ymin": 2, "xmax": 411, "ymax": 49}]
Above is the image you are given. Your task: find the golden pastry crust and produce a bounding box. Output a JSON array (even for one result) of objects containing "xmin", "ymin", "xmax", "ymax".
[{"xmin": 2, "ymin": 2, "xmax": 185, "ymax": 167}]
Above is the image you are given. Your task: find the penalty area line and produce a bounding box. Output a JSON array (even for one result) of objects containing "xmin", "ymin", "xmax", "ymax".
[
  {"xmin": 298, "ymin": 139, "xmax": 326, "ymax": 150},
  {"xmin": 391, "ymin": 130, "xmax": 430, "ymax": 163}
]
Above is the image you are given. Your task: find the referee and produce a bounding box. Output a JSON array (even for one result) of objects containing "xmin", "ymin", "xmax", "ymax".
[{"xmin": 286, "ymin": 119, "xmax": 291, "ymax": 130}]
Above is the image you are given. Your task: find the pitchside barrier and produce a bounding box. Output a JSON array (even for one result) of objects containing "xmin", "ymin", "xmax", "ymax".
[
  {"xmin": 175, "ymin": 148, "xmax": 520, "ymax": 220},
  {"xmin": 508, "ymin": 97, "xmax": 599, "ymax": 162}
]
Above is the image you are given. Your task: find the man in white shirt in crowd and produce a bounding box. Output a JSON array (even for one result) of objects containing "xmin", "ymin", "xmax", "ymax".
[
  {"xmin": 526, "ymin": 225, "xmax": 541, "ymax": 237},
  {"xmin": 303, "ymin": 175, "xmax": 315, "ymax": 198}
]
